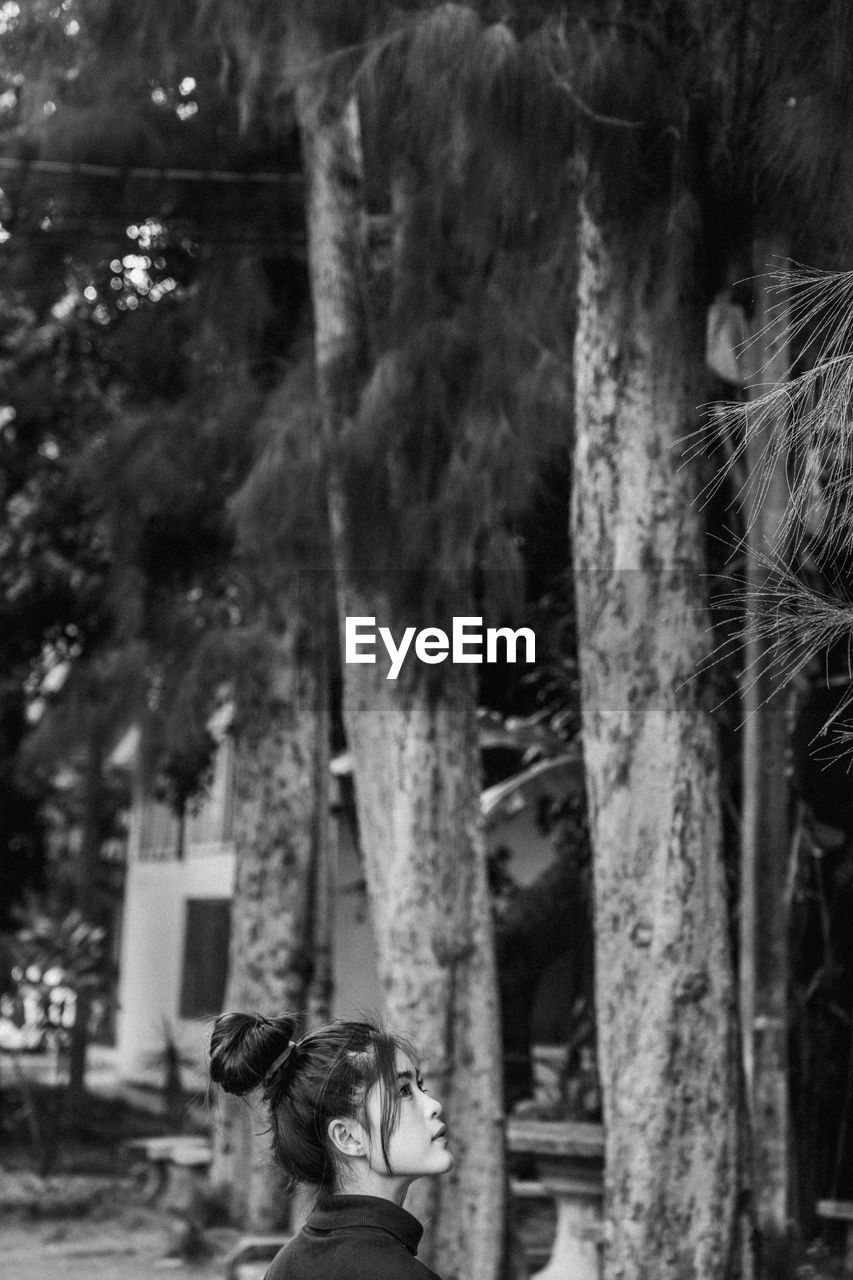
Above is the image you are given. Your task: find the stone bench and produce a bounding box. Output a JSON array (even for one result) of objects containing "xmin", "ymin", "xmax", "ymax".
[
  {"xmin": 507, "ymin": 1118, "xmax": 605, "ymax": 1280},
  {"xmin": 817, "ymin": 1199, "xmax": 853, "ymax": 1276},
  {"xmin": 124, "ymin": 1135, "xmax": 211, "ymax": 1203},
  {"xmin": 127, "ymin": 1138, "xmax": 214, "ymax": 1259}
]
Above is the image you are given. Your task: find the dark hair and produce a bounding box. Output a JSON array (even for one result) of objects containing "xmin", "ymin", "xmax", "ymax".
[{"xmin": 209, "ymin": 1012, "xmax": 417, "ymax": 1190}]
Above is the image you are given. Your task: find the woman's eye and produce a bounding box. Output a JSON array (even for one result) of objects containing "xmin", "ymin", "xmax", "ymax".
[
  {"xmin": 417, "ymin": 1079, "xmax": 429, "ymax": 1095},
  {"xmin": 400, "ymin": 1082, "xmax": 413, "ymax": 1097}
]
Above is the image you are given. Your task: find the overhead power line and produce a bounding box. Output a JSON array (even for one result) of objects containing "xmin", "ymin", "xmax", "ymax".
[{"xmin": 0, "ymin": 156, "xmax": 302, "ymax": 186}]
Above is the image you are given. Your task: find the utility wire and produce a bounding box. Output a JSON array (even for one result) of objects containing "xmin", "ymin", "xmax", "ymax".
[{"xmin": 0, "ymin": 156, "xmax": 301, "ymax": 185}]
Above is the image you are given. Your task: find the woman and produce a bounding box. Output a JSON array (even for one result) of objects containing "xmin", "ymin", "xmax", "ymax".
[{"xmin": 209, "ymin": 1012, "xmax": 453, "ymax": 1280}]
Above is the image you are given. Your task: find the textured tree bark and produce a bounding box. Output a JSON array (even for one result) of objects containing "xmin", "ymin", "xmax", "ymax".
[
  {"xmin": 571, "ymin": 169, "xmax": 740, "ymax": 1280},
  {"xmin": 740, "ymin": 237, "xmax": 793, "ymax": 1279},
  {"xmin": 68, "ymin": 727, "xmax": 103, "ymax": 1107},
  {"xmin": 293, "ymin": 39, "xmax": 505, "ymax": 1280},
  {"xmin": 339, "ymin": 650, "xmax": 506, "ymax": 1280},
  {"xmin": 212, "ymin": 614, "xmax": 330, "ymax": 1230}
]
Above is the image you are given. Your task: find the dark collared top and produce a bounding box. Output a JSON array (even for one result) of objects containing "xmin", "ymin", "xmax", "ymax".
[{"xmin": 264, "ymin": 1193, "xmax": 444, "ymax": 1280}]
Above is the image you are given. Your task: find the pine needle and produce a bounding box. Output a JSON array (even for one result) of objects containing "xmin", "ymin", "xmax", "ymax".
[
  {"xmin": 682, "ymin": 265, "xmax": 853, "ymax": 562},
  {"xmin": 696, "ymin": 552, "xmax": 853, "ymax": 723}
]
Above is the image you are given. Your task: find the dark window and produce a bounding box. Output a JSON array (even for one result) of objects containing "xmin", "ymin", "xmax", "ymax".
[{"xmin": 179, "ymin": 898, "xmax": 231, "ymax": 1018}]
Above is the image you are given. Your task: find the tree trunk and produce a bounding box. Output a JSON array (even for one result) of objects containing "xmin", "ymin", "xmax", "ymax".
[
  {"xmin": 292, "ymin": 42, "xmax": 505, "ymax": 1280},
  {"xmin": 340, "ymin": 650, "xmax": 505, "ymax": 1280},
  {"xmin": 212, "ymin": 614, "xmax": 329, "ymax": 1230},
  {"xmin": 571, "ymin": 170, "xmax": 740, "ymax": 1280},
  {"xmin": 68, "ymin": 727, "xmax": 103, "ymax": 1107},
  {"xmin": 740, "ymin": 236, "xmax": 793, "ymax": 1279}
]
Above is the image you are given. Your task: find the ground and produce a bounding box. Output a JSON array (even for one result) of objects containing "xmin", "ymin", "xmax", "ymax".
[
  {"xmin": 2, "ymin": 1195, "xmax": 236, "ymax": 1280},
  {"xmin": 0, "ymin": 1070, "xmax": 847, "ymax": 1280},
  {"xmin": 1, "ymin": 1173, "xmax": 847, "ymax": 1280},
  {"xmin": 0, "ymin": 1067, "xmax": 242, "ymax": 1280},
  {"xmin": 1, "ymin": 1172, "xmax": 243, "ymax": 1280}
]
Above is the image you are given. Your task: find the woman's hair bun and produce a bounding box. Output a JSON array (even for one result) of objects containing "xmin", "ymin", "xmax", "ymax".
[{"xmin": 209, "ymin": 1011, "xmax": 298, "ymax": 1097}]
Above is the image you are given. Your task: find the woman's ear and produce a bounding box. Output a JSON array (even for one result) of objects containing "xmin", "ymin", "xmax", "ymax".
[{"xmin": 327, "ymin": 1116, "xmax": 369, "ymax": 1159}]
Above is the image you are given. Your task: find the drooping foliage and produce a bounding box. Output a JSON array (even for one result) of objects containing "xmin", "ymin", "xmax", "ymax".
[
  {"xmin": 0, "ymin": 0, "xmax": 315, "ymax": 912},
  {"xmin": 336, "ymin": 6, "xmax": 575, "ymax": 625},
  {"xmin": 0, "ymin": 294, "xmax": 115, "ymax": 920}
]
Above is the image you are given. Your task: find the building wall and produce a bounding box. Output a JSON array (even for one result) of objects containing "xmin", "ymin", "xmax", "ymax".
[
  {"xmin": 116, "ymin": 724, "xmax": 238, "ymax": 1083},
  {"xmin": 116, "ymin": 848, "xmax": 235, "ymax": 1081}
]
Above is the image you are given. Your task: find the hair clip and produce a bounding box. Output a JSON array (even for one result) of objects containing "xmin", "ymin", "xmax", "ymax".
[{"xmin": 264, "ymin": 1040, "xmax": 297, "ymax": 1084}]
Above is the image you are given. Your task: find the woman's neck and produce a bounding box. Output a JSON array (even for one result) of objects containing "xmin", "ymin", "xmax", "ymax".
[{"xmin": 336, "ymin": 1166, "xmax": 414, "ymax": 1206}]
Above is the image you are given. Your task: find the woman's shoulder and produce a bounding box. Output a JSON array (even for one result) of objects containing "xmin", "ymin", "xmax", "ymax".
[
  {"xmin": 366, "ymin": 1248, "xmax": 445, "ymax": 1280},
  {"xmin": 262, "ymin": 1218, "xmax": 440, "ymax": 1280},
  {"xmin": 264, "ymin": 1226, "xmax": 445, "ymax": 1280}
]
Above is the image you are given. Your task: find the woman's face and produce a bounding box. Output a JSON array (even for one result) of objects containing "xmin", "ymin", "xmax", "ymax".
[{"xmin": 366, "ymin": 1050, "xmax": 454, "ymax": 1180}]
